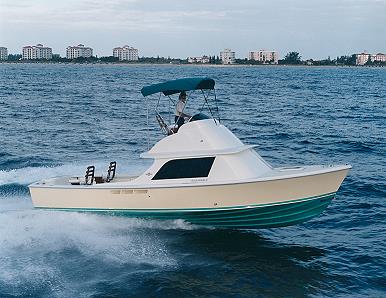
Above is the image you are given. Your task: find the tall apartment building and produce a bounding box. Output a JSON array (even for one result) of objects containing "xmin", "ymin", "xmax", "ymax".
[
  {"xmin": 0, "ymin": 47, "xmax": 8, "ymax": 60},
  {"xmin": 355, "ymin": 52, "xmax": 369, "ymax": 65},
  {"xmin": 22, "ymin": 44, "xmax": 52, "ymax": 60},
  {"xmin": 66, "ymin": 44, "xmax": 93, "ymax": 59},
  {"xmin": 113, "ymin": 45, "xmax": 139, "ymax": 61},
  {"xmin": 220, "ymin": 49, "xmax": 235, "ymax": 64},
  {"xmin": 249, "ymin": 50, "xmax": 278, "ymax": 64},
  {"xmin": 355, "ymin": 51, "xmax": 386, "ymax": 65}
]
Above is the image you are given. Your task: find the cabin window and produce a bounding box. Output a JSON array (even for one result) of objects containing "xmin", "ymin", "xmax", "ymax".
[{"xmin": 152, "ymin": 157, "xmax": 215, "ymax": 180}]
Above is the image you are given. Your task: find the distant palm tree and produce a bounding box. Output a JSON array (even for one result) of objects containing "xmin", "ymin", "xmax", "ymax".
[{"xmin": 283, "ymin": 52, "xmax": 302, "ymax": 64}]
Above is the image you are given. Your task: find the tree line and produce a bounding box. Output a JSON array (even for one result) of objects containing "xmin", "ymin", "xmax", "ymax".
[
  {"xmin": 279, "ymin": 52, "xmax": 385, "ymax": 66},
  {"xmin": 4, "ymin": 52, "xmax": 386, "ymax": 66}
]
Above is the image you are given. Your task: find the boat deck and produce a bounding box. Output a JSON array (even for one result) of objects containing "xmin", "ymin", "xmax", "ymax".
[
  {"xmin": 30, "ymin": 164, "xmax": 350, "ymax": 189},
  {"xmin": 34, "ymin": 175, "xmax": 139, "ymax": 187}
]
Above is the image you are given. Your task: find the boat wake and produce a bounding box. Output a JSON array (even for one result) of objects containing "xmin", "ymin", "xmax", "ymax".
[{"xmin": 0, "ymin": 207, "xmax": 189, "ymax": 296}]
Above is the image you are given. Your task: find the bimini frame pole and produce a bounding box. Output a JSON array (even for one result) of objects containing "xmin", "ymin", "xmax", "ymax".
[
  {"xmin": 201, "ymin": 89, "xmax": 217, "ymax": 125},
  {"xmin": 214, "ymin": 88, "xmax": 220, "ymax": 123},
  {"xmin": 146, "ymin": 96, "xmax": 150, "ymax": 151},
  {"xmin": 167, "ymin": 95, "xmax": 176, "ymax": 126}
]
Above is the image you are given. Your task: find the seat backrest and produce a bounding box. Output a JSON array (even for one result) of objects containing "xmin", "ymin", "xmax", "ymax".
[
  {"xmin": 85, "ymin": 165, "xmax": 95, "ymax": 185},
  {"xmin": 106, "ymin": 161, "xmax": 117, "ymax": 182}
]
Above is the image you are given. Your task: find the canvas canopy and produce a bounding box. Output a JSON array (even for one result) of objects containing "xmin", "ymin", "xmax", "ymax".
[{"xmin": 141, "ymin": 77, "xmax": 215, "ymax": 97}]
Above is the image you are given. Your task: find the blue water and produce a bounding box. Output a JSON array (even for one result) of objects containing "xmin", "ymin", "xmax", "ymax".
[{"xmin": 0, "ymin": 64, "xmax": 385, "ymax": 297}]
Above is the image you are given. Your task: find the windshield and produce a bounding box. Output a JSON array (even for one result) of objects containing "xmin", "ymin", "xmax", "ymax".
[{"xmin": 188, "ymin": 113, "xmax": 211, "ymax": 122}]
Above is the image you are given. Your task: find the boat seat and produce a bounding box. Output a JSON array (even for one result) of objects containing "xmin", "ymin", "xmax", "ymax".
[
  {"xmin": 106, "ymin": 161, "xmax": 117, "ymax": 182},
  {"xmin": 85, "ymin": 165, "xmax": 95, "ymax": 185}
]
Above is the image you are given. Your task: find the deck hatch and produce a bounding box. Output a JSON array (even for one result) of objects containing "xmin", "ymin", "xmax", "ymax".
[{"xmin": 152, "ymin": 157, "xmax": 215, "ymax": 180}]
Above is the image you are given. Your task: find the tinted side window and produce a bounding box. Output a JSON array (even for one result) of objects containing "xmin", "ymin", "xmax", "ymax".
[{"xmin": 152, "ymin": 157, "xmax": 215, "ymax": 180}]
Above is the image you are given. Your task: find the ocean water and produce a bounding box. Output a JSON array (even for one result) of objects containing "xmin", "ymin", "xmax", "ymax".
[{"xmin": 0, "ymin": 63, "xmax": 385, "ymax": 297}]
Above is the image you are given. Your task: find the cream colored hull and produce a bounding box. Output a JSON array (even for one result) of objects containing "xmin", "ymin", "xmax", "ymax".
[{"xmin": 30, "ymin": 168, "xmax": 349, "ymax": 210}]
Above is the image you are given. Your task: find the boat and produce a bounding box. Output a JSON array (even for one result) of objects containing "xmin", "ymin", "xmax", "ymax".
[{"xmin": 29, "ymin": 77, "xmax": 351, "ymax": 229}]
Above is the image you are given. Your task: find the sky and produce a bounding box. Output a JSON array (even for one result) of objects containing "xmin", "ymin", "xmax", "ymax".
[{"xmin": 0, "ymin": 0, "xmax": 385, "ymax": 59}]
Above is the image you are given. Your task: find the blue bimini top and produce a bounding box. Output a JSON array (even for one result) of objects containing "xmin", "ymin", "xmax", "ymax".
[{"xmin": 141, "ymin": 77, "xmax": 215, "ymax": 97}]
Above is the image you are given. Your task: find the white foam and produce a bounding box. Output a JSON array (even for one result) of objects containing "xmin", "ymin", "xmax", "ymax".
[
  {"xmin": 0, "ymin": 209, "xmax": 191, "ymax": 263},
  {"xmin": 0, "ymin": 196, "xmax": 33, "ymax": 212},
  {"xmin": 0, "ymin": 207, "xmax": 194, "ymax": 295}
]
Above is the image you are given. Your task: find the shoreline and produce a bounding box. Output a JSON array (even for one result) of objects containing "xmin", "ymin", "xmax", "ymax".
[{"xmin": 0, "ymin": 61, "xmax": 384, "ymax": 68}]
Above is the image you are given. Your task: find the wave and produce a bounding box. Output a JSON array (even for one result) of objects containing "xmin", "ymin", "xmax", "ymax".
[
  {"xmin": 0, "ymin": 155, "xmax": 57, "ymax": 171},
  {"xmin": 335, "ymin": 140, "xmax": 376, "ymax": 153},
  {"xmin": 0, "ymin": 183, "xmax": 30, "ymax": 198}
]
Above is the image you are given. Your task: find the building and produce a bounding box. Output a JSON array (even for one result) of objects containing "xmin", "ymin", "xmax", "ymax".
[
  {"xmin": 355, "ymin": 52, "xmax": 370, "ymax": 65},
  {"xmin": 372, "ymin": 53, "xmax": 386, "ymax": 63},
  {"xmin": 0, "ymin": 47, "xmax": 7, "ymax": 60},
  {"xmin": 220, "ymin": 49, "xmax": 235, "ymax": 64},
  {"xmin": 66, "ymin": 44, "xmax": 93, "ymax": 59},
  {"xmin": 22, "ymin": 44, "xmax": 52, "ymax": 60},
  {"xmin": 187, "ymin": 56, "xmax": 210, "ymax": 64},
  {"xmin": 113, "ymin": 45, "xmax": 139, "ymax": 61},
  {"xmin": 249, "ymin": 50, "xmax": 279, "ymax": 64}
]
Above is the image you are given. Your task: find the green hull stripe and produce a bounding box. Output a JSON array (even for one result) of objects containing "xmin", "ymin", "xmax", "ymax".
[
  {"xmin": 173, "ymin": 196, "xmax": 332, "ymax": 221},
  {"xmin": 186, "ymin": 201, "xmax": 331, "ymax": 224},
  {"xmin": 205, "ymin": 205, "xmax": 330, "ymax": 228},
  {"xmin": 183, "ymin": 200, "xmax": 331, "ymax": 223}
]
